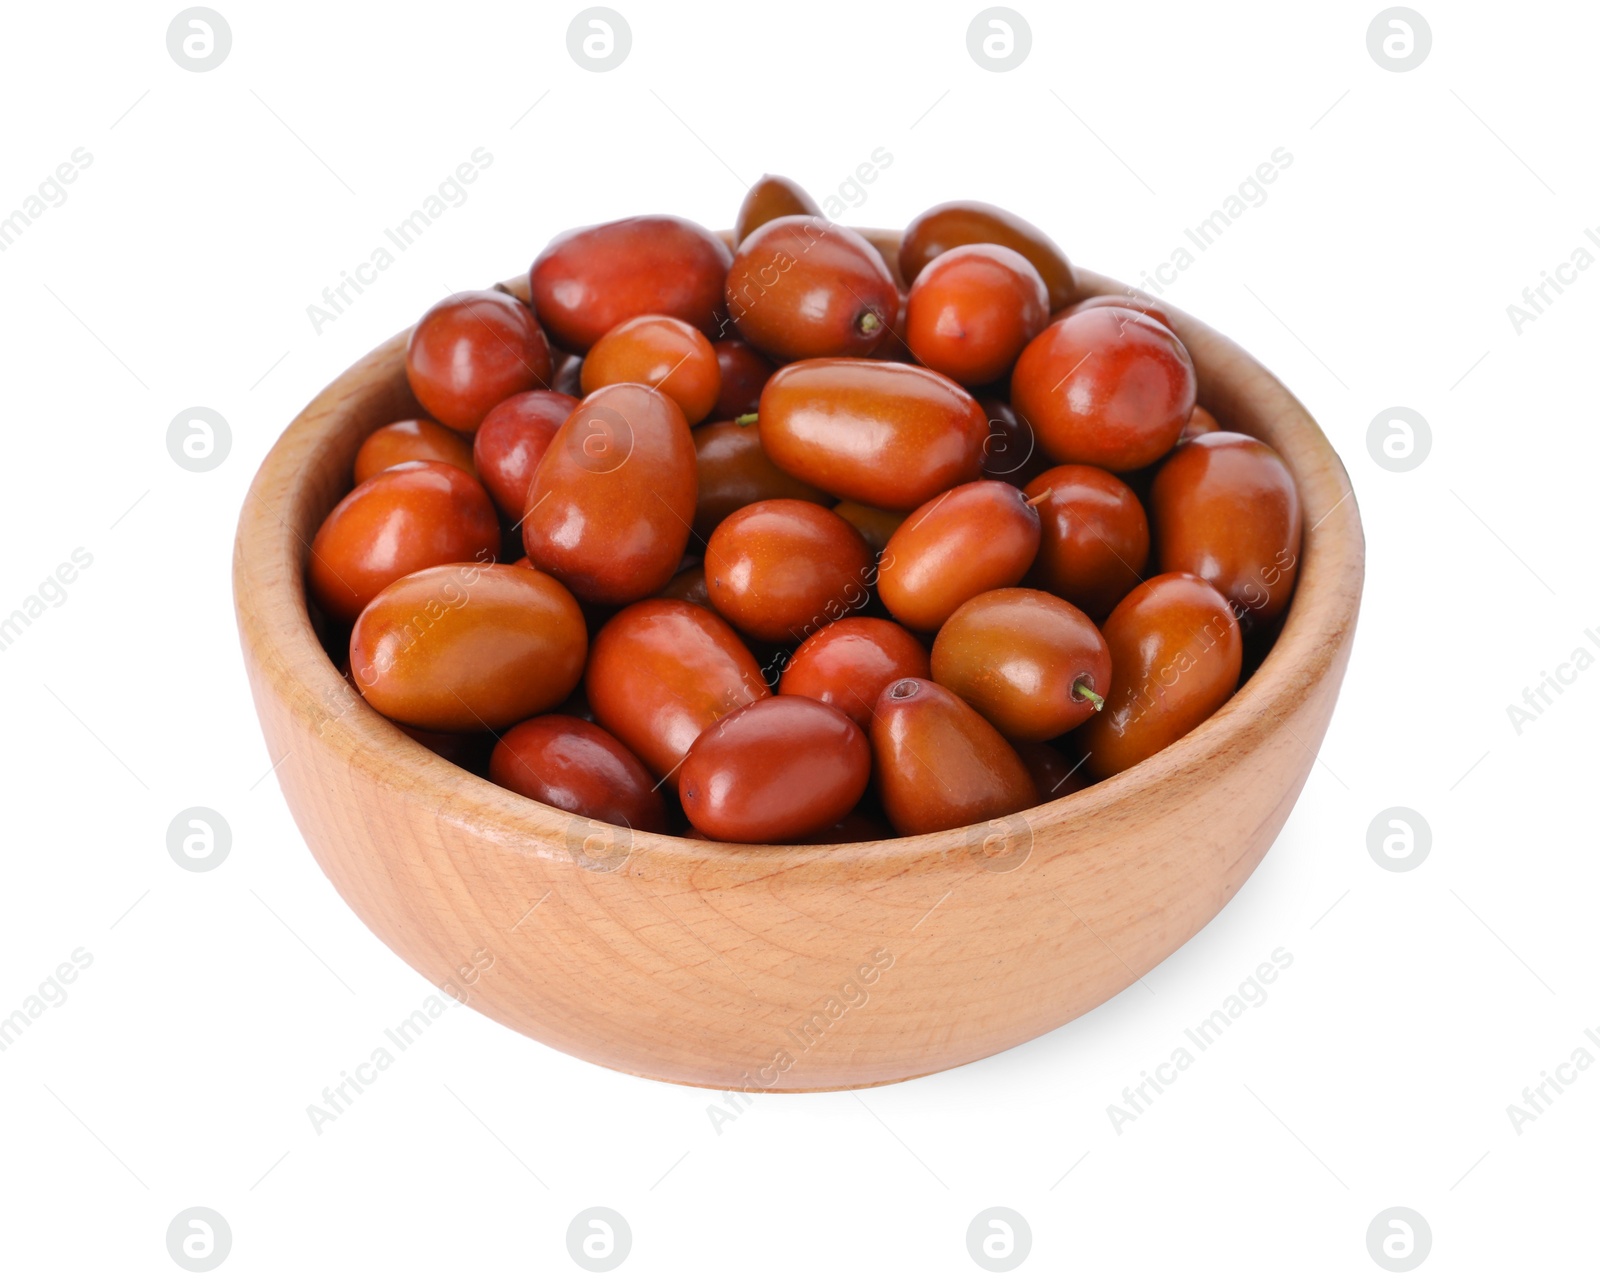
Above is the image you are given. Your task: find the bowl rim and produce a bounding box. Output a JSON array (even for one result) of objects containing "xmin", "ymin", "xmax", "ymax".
[{"xmin": 233, "ymin": 231, "xmax": 1364, "ymax": 879}]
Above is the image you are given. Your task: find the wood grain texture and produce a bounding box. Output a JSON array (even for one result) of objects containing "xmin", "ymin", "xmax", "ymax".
[{"xmin": 233, "ymin": 234, "xmax": 1364, "ymax": 1091}]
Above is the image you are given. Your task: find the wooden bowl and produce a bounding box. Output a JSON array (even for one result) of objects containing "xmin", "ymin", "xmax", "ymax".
[{"xmin": 233, "ymin": 231, "xmax": 1363, "ymax": 1091}]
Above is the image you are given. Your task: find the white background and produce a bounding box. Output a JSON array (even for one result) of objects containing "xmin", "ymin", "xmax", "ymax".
[{"xmin": 1, "ymin": 0, "xmax": 1594, "ymax": 1275}]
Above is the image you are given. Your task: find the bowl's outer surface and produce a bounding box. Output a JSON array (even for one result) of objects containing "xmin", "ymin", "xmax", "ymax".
[{"xmin": 234, "ymin": 232, "xmax": 1364, "ymax": 1091}]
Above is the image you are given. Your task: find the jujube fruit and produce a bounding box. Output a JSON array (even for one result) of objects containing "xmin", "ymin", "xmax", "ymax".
[
  {"xmin": 678, "ymin": 696, "xmax": 870, "ymax": 842},
  {"xmin": 354, "ymin": 419, "xmax": 476, "ymax": 484},
  {"xmin": 711, "ymin": 339, "xmax": 776, "ymax": 419},
  {"xmin": 472, "ymin": 390, "xmax": 578, "ymax": 521},
  {"xmin": 490, "ymin": 714, "xmax": 668, "ymax": 833},
  {"xmin": 704, "ymin": 499, "xmax": 874, "ymax": 644},
  {"xmin": 780, "ymin": 617, "xmax": 931, "ymax": 728},
  {"xmin": 530, "ymin": 215, "xmax": 731, "ymax": 353},
  {"xmin": 877, "ymin": 480, "xmax": 1041, "ymax": 632},
  {"xmin": 585, "ymin": 599, "xmax": 770, "ymax": 778},
  {"xmin": 1150, "ymin": 431, "xmax": 1301, "ymax": 623},
  {"xmin": 1076, "ymin": 572, "xmax": 1243, "ymax": 779},
  {"xmin": 309, "ymin": 460, "xmax": 500, "ymax": 624},
  {"xmin": 900, "ymin": 200, "xmax": 1076, "ymax": 311},
  {"xmin": 692, "ymin": 421, "xmax": 830, "ymax": 543},
  {"xmin": 1011, "ymin": 308, "xmax": 1196, "ymax": 471},
  {"xmin": 522, "ymin": 384, "xmax": 697, "ymax": 605},
  {"xmin": 930, "ymin": 588, "xmax": 1111, "ymax": 740},
  {"xmin": 350, "ymin": 563, "xmax": 586, "ymax": 732},
  {"xmin": 1024, "ymin": 465, "xmax": 1150, "ymax": 619},
  {"xmin": 406, "ymin": 291, "xmax": 552, "ymax": 431},
  {"xmin": 581, "ymin": 314, "xmax": 721, "ymax": 425},
  {"xmin": 727, "ymin": 216, "xmax": 898, "ymax": 361},
  {"xmin": 871, "ymin": 678, "xmax": 1038, "ymax": 837},
  {"xmin": 734, "ymin": 174, "xmax": 822, "ymax": 245},
  {"xmin": 757, "ymin": 359, "xmax": 987, "ymax": 510},
  {"xmin": 904, "ymin": 244, "xmax": 1049, "ymax": 387}
]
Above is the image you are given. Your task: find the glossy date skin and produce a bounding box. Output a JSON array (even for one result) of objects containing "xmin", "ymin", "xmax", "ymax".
[
  {"xmin": 734, "ymin": 174, "xmax": 821, "ymax": 245},
  {"xmin": 904, "ymin": 244, "xmax": 1049, "ymax": 387},
  {"xmin": 1011, "ymin": 308, "xmax": 1196, "ymax": 472},
  {"xmin": 871, "ymin": 678, "xmax": 1038, "ymax": 837},
  {"xmin": 354, "ymin": 419, "xmax": 476, "ymax": 484},
  {"xmin": 704, "ymin": 499, "xmax": 875, "ymax": 644},
  {"xmin": 779, "ymin": 617, "xmax": 931, "ymax": 728},
  {"xmin": 405, "ymin": 291, "xmax": 552, "ymax": 431},
  {"xmin": 1076, "ymin": 572, "xmax": 1243, "ymax": 779},
  {"xmin": 899, "ymin": 200, "xmax": 1076, "ymax": 311},
  {"xmin": 678, "ymin": 696, "xmax": 870, "ymax": 842},
  {"xmin": 1024, "ymin": 465, "xmax": 1150, "ymax": 619},
  {"xmin": 726, "ymin": 216, "xmax": 899, "ymax": 361},
  {"xmin": 585, "ymin": 599, "xmax": 770, "ymax": 778},
  {"xmin": 472, "ymin": 390, "xmax": 578, "ymax": 521},
  {"xmin": 530, "ymin": 215, "xmax": 732, "ymax": 353},
  {"xmin": 931, "ymin": 588, "xmax": 1111, "ymax": 740},
  {"xmin": 757, "ymin": 359, "xmax": 988, "ymax": 511},
  {"xmin": 581, "ymin": 314, "xmax": 721, "ymax": 425},
  {"xmin": 490, "ymin": 714, "xmax": 668, "ymax": 832},
  {"xmin": 1150, "ymin": 431, "xmax": 1301, "ymax": 623},
  {"xmin": 351, "ymin": 563, "xmax": 586, "ymax": 733},
  {"xmin": 878, "ymin": 480, "xmax": 1041, "ymax": 632},
  {"xmin": 522, "ymin": 384, "xmax": 697, "ymax": 605},
  {"xmin": 309, "ymin": 461, "xmax": 500, "ymax": 624},
  {"xmin": 692, "ymin": 421, "xmax": 830, "ymax": 543}
]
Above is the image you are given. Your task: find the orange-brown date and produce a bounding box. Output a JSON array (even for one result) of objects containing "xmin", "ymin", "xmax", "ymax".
[
  {"xmin": 1024, "ymin": 465, "xmax": 1150, "ymax": 619},
  {"xmin": 1076, "ymin": 572, "xmax": 1243, "ymax": 779},
  {"xmin": 779, "ymin": 617, "xmax": 931, "ymax": 728},
  {"xmin": 678, "ymin": 696, "xmax": 870, "ymax": 842},
  {"xmin": 351, "ymin": 563, "xmax": 586, "ymax": 732},
  {"xmin": 530, "ymin": 216, "xmax": 732, "ymax": 353},
  {"xmin": 704, "ymin": 499, "xmax": 874, "ymax": 644},
  {"xmin": 734, "ymin": 174, "xmax": 822, "ymax": 245},
  {"xmin": 309, "ymin": 461, "xmax": 500, "ymax": 624},
  {"xmin": 871, "ymin": 678, "xmax": 1038, "ymax": 836},
  {"xmin": 878, "ymin": 480, "xmax": 1041, "ymax": 632},
  {"xmin": 522, "ymin": 384, "xmax": 697, "ymax": 605},
  {"xmin": 581, "ymin": 314, "xmax": 721, "ymax": 425},
  {"xmin": 585, "ymin": 599, "xmax": 770, "ymax": 778},
  {"xmin": 900, "ymin": 200, "xmax": 1076, "ymax": 311},
  {"xmin": 757, "ymin": 359, "xmax": 987, "ymax": 511},
  {"xmin": 1150, "ymin": 431, "xmax": 1301, "ymax": 623},
  {"xmin": 727, "ymin": 217, "xmax": 898, "ymax": 362},
  {"xmin": 490, "ymin": 714, "xmax": 668, "ymax": 833},
  {"xmin": 354, "ymin": 419, "xmax": 476, "ymax": 484},
  {"xmin": 904, "ymin": 244, "xmax": 1049, "ymax": 387},
  {"xmin": 931, "ymin": 588, "xmax": 1111, "ymax": 740}
]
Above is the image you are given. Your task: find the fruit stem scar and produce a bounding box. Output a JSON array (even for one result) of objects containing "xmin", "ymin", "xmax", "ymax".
[
  {"xmin": 1073, "ymin": 681, "xmax": 1105, "ymax": 711},
  {"xmin": 856, "ymin": 311, "xmax": 882, "ymax": 336}
]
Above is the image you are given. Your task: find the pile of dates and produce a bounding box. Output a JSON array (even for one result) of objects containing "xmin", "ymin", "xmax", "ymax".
[{"xmin": 307, "ymin": 176, "xmax": 1302, "ymax": 845}]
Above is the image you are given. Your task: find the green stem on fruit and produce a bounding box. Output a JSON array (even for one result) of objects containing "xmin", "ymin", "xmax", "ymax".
[
  {"xmin": 857, "ymin": 311, "xmax": 882, "ymax": 336},
  {"xmin": 734, "ymin": 412, "xmax": 759, "ymax": 426},
  {"xmin": 1074, "ymin": 682, "xmax": 1105, "ymax": 711}
]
